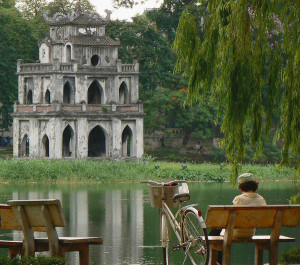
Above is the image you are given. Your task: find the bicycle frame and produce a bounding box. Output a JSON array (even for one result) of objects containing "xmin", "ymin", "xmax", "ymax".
[
  {"xmin": 141, "ymin": 180, "xmax": 209, "ymax": 265},
  {"xmin": 161, "ymin": 200, "xmax": 183, "ymax": 244}
]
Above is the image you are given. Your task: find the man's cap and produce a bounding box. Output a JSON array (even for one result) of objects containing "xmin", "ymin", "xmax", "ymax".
[{"xmin": 238, "ymin": 173, "xmax": 255, "ymax": 184}]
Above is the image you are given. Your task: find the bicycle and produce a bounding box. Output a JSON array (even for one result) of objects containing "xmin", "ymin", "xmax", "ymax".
[{"xmin": 141, "ymin": 180, "xmax": 209, "ymax": 265}]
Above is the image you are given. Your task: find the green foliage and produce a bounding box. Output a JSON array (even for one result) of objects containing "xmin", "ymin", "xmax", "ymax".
[
  {"xmin": 45, "ymin": 0, "xmax": 95, "ymax": 17},
  {"xmin": 0, "ymin": 5, "xmax": 38, "ymax": 130},
  {"xmin": 106, "ymin": 17, "xmax": 185, "ymax": 97},
  {"xmin": 0, "ymin": 0, "xmax": 16, "ymax": 7},
  {"xmin": 145, "ymin": 0, "xmax": 205, "ymax": 43},
  {"xmin": 279, "ymin": 246, "xmax": 300, "ymax": 264},
  {"xmin": 17, "ymin": 0, "xmax": 47, "ymax": 19},
  {"xmin": 112, "ymin": 0, "xmax": 135, "ymax": 8},
  {"xmin": 0, "ymin": 159, "xmax": 295, "ymax": 183},
  {"xmin": 173, "ymin": 0, "xmax": 300, "ymax": 182},
  {"xmin": 289, "ymin": 193, "xmax": 300, "ymax": 204},
  {"xmin": 144, "ymin": 87, "xmax": 217, "ymax": 145},
  {"xmin": 0, "ymin": 256, "xmax": 65, "ymax": 265}
]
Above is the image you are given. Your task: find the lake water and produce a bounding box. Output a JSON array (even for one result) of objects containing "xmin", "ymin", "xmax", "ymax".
[{"xmin": 0, "ymin": 182, "xmax": 299, "ymax": 265}]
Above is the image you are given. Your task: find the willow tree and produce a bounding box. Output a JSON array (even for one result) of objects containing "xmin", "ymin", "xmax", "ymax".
[{"xmin": 173, "ymin": 0, "xmax": 299, "ymax": 181}]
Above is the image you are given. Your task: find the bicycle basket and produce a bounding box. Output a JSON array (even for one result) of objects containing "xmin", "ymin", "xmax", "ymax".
[{"xmin": 149, "ymin": 185, "xmax": 179, "ymax": 208}]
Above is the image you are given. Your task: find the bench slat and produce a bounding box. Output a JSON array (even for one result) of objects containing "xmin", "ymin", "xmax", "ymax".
[
  {"xmin": 207, "ymin": 235, "xmax": 295, "ymax": 243},
  {"xmin": 36, "ymin": 237, "xmax": 103, "ymax": 244},
  {"xmin": 205, "ymin": 205, "xmax": 300, "ymax": 229}
]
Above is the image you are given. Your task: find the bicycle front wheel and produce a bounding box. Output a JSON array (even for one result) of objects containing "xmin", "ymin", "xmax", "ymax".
[
  {"xmin": 161, "ymin": 213, "xmax": 169, "ymax": 265},
  {"xmin": 182, "ymin": 208, "xmax": 209, "ymax": 265}
]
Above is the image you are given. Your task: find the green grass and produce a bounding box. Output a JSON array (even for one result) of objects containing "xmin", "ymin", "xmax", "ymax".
[
  {"xmin": 0, "ymin": 256, "xmax": 65, "ymax": 265},
  {"xmin": 0, "ymin": 158, "xmax": 297, "ymax": 183},
  {"xmin": 0, "ymin": 148, "xmax": 13, "ymax": 155}
]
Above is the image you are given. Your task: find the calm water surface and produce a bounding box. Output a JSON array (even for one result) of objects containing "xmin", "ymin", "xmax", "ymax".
[{"xmin": 0, "ymin": 182, "xmax": 298, "ymax": 265}]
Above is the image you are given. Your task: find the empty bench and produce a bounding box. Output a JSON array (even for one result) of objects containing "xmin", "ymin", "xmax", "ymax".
[
  {"xmin": 5, "ymin": 199, "xmax": 103, "ymax": 265},
  {"xmin": 205, "ymin": 205, "xmax": 300, "ymax": 265},
  {"xmin": 0, "ymin": 204, "xmax": 48, "ymax": 257}
]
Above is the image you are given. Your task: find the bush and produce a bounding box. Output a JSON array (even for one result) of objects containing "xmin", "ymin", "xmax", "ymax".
[
  {"xmin": 0, "ymin": 256, "xmax": 65, "ymax": 265},
  {"xmin": 289, "ymin": 192, "xmax": 300, "ymax": 204},
  {"xmin": 279, "ymin": 246, "xmax": 300, "ymax": 264}
]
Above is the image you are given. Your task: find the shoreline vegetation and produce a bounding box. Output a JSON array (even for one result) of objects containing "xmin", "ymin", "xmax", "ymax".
[{"xmin": 0, "ymin": 158, "xmax": 298, "ymax": 183}]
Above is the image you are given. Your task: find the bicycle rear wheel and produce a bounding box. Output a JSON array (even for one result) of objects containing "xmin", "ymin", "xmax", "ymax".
[{"xmin": 182, "ymin": 208, "xmax": 209, "ymax": 265}]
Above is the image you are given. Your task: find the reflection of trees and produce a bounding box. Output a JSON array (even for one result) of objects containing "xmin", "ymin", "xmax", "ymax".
[{"xmin": 8, "ymin": 186, "xmax": 145, "ymax": 264}]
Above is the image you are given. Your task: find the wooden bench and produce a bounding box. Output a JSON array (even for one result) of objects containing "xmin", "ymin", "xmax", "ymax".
[
  {"xmin": 0, "ymin": 204, "xmax": 48, "ymax": 257},
  {"xmin": 0, "ymin": 204, "xmax": 26, "ymax": 257},
  {"xmin": 5, "ymin": 199, "xmax": 103, "ymax": 265},
  {"xmin": 205, "ymin": 205, "xmax": 300, "ymax": 265}
]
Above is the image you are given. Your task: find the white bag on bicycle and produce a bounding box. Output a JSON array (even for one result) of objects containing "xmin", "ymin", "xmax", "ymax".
[{"xmin": 178, "ymin": 183, "xmax": 189, "ymax": 194}]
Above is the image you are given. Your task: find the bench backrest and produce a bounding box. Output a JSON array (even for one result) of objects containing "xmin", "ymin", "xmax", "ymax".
[
  {"xmin": 6, "ymin": 199, "xmax": 67, "ymax": 256},
  {"xmin": 0, "ymin": 204, "xmax": 46, "ymax": 232},
  {"xmin": 0, "ymin": 204, "xmax": 22, "ymax": 230},
  {"xmin": 7, "ymin": 199, "xmax": 66, "ymax": 228},
  {"xmin": 205, "ymin": 205, "xmax": 300, "ymax": 229}
]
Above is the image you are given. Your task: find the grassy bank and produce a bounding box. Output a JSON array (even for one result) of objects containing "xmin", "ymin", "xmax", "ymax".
[{"xmin": 0, "ymin": 158, "xmax": 297, "ymax": 183}]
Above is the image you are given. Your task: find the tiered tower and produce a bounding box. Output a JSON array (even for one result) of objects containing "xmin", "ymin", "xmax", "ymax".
[{"xmin": 13, "ymin": 9, "xmax": 144, "ymax": 159}]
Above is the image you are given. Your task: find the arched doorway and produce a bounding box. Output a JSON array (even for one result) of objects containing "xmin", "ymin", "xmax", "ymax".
[
  {"xmin": 88, "ymin": 81, "xmax": 102, "ymax": 104},
  {"xmin": 27, "ymin": 90, "xmax": 33, "ymax": 104},
  {"xmin": 119, "ymin": 82, "xmax": 129, "ymax": 104},
  {"xmin": 122, "ymin": 126, "xmax": 133, "ymax": 157},
  {"xmin": 88, "ymin": 126, "xmax": 106, "ymax": 157},
  {"xmin": 42, "ymin": 135, "xmax": 50, "ymax": 157},
  {"xmin": 20, "ymin": 134, "xmax": 29, "ymax": 157},
  {"xmin": 45, "ymin": 89, "xmax": 51, "ymax": 104},
  {"xmin": 63, "ymin": 82, "xmax": 72, "ymax": 104},
  {"xmin": 62, "ymin": 125, "xmax": 74, "ymax": 157}
]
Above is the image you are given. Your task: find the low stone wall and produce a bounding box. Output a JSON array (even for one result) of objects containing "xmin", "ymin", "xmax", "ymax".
[{"xmin": 144, "ymin": 134, "xmax": 213, "ymax": 152}]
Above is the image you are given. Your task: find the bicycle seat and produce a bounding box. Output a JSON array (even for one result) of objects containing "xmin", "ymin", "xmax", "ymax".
[{"xmin": 173, "ymin": 193, "xmax": 190, "ymax": 203}]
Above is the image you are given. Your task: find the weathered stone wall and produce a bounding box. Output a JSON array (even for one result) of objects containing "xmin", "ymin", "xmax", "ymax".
[{"xmin": 13, "ymin": 10, "xmax": 144, "ymax": 159}]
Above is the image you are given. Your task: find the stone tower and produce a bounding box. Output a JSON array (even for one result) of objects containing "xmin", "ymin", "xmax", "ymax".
[{"xmin": 13, "ymin": 9, "xmax": 144, "ymax": 159}]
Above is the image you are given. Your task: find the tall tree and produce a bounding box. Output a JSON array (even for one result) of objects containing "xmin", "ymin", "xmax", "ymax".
[
  {"xmin": 46, "ymin": 0, "xmax": 95, "ymax": 17},
  {"xmin": 144, "ymin": 87, "xmax": 216, "ymax": 145},
  {"xmin": 0, "ymin": 0, "xmax": 16, "ymax": 7},
  {"xmin": 17, "ymin": 0, "xmax": 47, "ymax": 19},
  {"xmin": 0, "ymin": 5, "xmax": 38, "ymax": 130},
  {"xmin": 145, "ymin": 0, "xmax": 205, "ymax": 43},
  {"xmin": 106, "ymin": 16, "xmax": 184, "ymax": 97},
  {"xmin": 173, "ymin": 0, "xmax": 299, "ymax": 180}
]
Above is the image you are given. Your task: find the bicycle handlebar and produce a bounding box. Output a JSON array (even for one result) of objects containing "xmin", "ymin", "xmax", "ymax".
[{"xmin": 140, "ymin": 180, "xmax": 186, "ymax": 186}]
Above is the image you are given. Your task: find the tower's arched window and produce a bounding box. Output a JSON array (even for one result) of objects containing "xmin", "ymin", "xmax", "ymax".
[
  {"xmin": 27, "ymin": 90, "xmax": 33, "ymax": 104},
  {"xmin": 62, "ymin": 125, "xmax": 74, "ymax": 157},
  {"xmin": 88, "ymin": 126, "xmax": 106, "ymax": 157},
  {"xmin": 88, "ymin": 80, "xmax": 103, "ymax": 104},
  {"xmin": 20, "ymin": 134, "xmax": 29, "ymax": 157},
  {"xmin": 122, "ymin": 125, "xmax": 133, "ymax": 157},
  {"xmin": 119, "ymin": 82, "xmax": 129, "ymax": 104},
  {"xmin": 66, "ymin": 45, "xmax": 72, "ymax": 62},
  {"xmin": 63, "ymin": 82, "xmax": 72, "ymax": 104},
  {"xmin": 42, "ymin": 134, "xmax": 50, "ymax": 157},
  {"xmin": 45, "ymin": 89, "xmax": 51, "ymax": 104}
]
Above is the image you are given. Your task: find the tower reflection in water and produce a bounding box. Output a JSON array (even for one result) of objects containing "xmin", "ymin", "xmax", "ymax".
[{"xmin": 10, "ymin": 186, "xmax": 144, "ymax": 265}]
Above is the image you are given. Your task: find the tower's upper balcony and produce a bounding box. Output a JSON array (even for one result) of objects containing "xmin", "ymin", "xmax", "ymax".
[{"xmin": 17, "ymin": 59, "xmax": 139, "ymax": 74}]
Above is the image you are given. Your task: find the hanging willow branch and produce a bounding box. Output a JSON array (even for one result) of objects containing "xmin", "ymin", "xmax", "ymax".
[{"xmin": 173, "ymin": 0, "xmax": 299, "ymax": 183}]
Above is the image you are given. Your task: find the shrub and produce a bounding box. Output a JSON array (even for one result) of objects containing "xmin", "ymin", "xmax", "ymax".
[
  {"xmin": 289, "ymin": 192, "xmax": 300, "ymax": 204},
  {"xmin": 279, "ymin": 246, "xmax": 300, "ymax": 264},
  {"xmin": 0, "ymin": 256, "xmax": 65, "ymax": 265}
]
